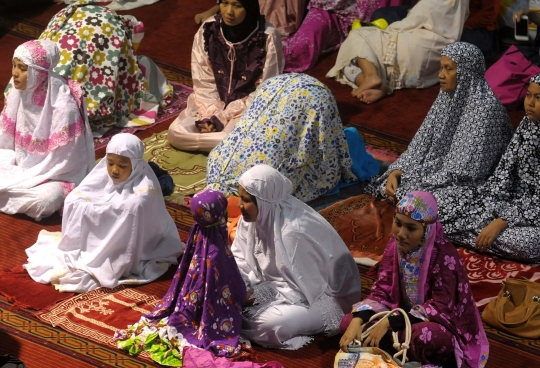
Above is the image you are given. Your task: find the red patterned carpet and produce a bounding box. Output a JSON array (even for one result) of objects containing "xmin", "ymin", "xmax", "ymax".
[{"xmin": 1, "ymin": 1, "xmax": 539, "ymax": 367}]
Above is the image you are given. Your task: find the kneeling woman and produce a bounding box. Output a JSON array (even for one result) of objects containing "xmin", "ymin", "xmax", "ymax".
[
  {"xmin": 206, "ymin": 73, "xmax": 359, "ymax": 202},
  {"xmin": 233, "ymin": 165, "xmax": 360, "ymax": 349},
  {"xmin": 167, "ymin": 0, "xmax": 284, "ymax": 152},
  {"xmin": 340, "ymin": 192, "xmax": 488, "ymax": 367},
  {"xmin": 24, "ymin": 134, "xmax": 184, "ymax": 292},
  {"xmin": 41, "ymin": 0, "xmax": 171, "ymax": 131},
  {"xmin": 0, "ymin": 39, "xmax": 94, "ymax": 220}
]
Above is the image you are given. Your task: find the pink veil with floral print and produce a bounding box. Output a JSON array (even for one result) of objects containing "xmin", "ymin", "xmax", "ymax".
[
  {"xmin": 353, "ymin": 191, "xmax": 489, "ymax": 367},
  {"xmin": 0, "ymin": 39, "xmax": 94, "ymax": 191}
]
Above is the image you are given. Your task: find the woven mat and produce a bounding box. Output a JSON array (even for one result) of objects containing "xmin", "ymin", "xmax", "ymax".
[
  {"xmin": 93, "ymin": 82, "xmax": 192, "ymax": 151},
  {"xmin": 319, "ymin": 194, "xmax": 395, "ymax": 266},
  {"xmin": 143, "ymin": 130, "xmax": 208, "ymax": 206}
]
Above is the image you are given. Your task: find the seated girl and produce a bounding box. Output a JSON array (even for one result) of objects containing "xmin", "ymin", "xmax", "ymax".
[
  {"xmin": 195, "ymin": 0, "xmax": 307, "ymax": 37},
  {"xmin": 24, "ymin": 133, "xmax": 184, "ymax": 292},
  {"xmin": 339, "ymin": 191, "xmax": 489, "ymax": 367},
  {"xmin": 232, "ymin": 164, "xmax": 361, "ymax": 349},
  {"xmin": 282, "ymin": 0, "xmax": 388, "ymax": 73},
  {"xmin": 443, "ymin": 74, "xmax": 540, "ymax": 264},
  {"xmin": 326, "ymin": 0, "xmax": 468, "ymax": 104},
  {"xmin": 0, "ymin": 40, "xmax": 94, "ymax": 221},
  {"xmin": 116, "ymin": 189, "xmax": 246, "ymax": 364},
  {"xmin": 206, "ymin": 73, "xmax": 362, "ymax": 202},
  {"xmin": 40, "ymin": 0, "xmax": 171, "ymax": 131},
  {"xmin": 167, "ymin": 0, "xmax": 284, "ymax": 152},
  {"xmin": 367, "ymin": 42, "xmax": 512, "ymax": 208}
]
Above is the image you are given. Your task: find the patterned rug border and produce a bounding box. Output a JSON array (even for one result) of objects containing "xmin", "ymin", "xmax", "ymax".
[
  {"xmin": 0, "ymin": 296, "xmax": 153, "ymax": 368},
  {"xmin": 35, "ymin": 286, "xmax": 159, "ymax": 363}
]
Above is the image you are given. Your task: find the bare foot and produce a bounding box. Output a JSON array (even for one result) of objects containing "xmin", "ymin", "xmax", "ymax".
[
  {"xmin": 352, "ymin": 71, "xmax": 381, "ymax": 97},
  {"xmin": 357, "ymin": 89, "xmax": 386, "ymax": 104},
  {"xmin": 352, "ymin": 87, "xmax": 363, "ymax": 97},
  {"xmin": 358, "ymin": 74, "xmax": 382, "ymax": 94}
]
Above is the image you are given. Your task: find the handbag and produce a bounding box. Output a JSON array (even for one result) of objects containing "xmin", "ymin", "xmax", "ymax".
[
  {"xmin": 481, "ymin": 277, "xmax": 540, "ymax": 339},
  {"xmin": 334, "ymin": 308, "xmax": 411, "ymax": 368},
  {"xmin": 485, "ymin": 45, "xmax": 540, "ymax": 111}
]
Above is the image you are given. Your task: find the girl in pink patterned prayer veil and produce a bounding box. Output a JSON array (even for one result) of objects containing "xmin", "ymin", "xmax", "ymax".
[
  {"xmin": 339, "ymin": 191, "xmax": 489, "ymax": 367},
  {"xmin": 0, "ymin": 39, "xmax": 95, "ymax": 220}
]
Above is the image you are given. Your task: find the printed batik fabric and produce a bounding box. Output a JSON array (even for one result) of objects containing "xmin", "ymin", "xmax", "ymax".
[
  {"xmin": 39, "ymin": 0, "xmax": 145, "ymax": 130},
  {"xmin": 206, "ymin": 73, "xmax": 356, "ymax": 202},
  {"xmin": 115, "ymin": 189, "xmax": 246, "ymax": 366}
]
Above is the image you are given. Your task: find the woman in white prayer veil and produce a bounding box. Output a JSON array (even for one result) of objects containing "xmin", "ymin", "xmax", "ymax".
[
  {"xmin": 0, "ymin": 39, "xmax": 95, "ymax": 220},
  {"xmin": 24, "ymin": 133, "xmax": 185, "ymax": 293},
  {"xmin": 233, "ymin": 164, "xmax": 360, "ymax": 349}
]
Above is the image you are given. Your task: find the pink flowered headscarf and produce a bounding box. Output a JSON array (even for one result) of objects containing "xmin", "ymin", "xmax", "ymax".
[
  {"xmin": 396, "ymin": 191, "xmax": 445, "ymax": 305},
  {"xmin": 0, "ymin": 39, "xmax": 94, "ymax": 192}
]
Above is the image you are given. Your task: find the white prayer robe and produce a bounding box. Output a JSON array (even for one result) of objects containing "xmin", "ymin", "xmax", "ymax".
[
  {"xmin": 232, "ymin": 165, "xmax": 361, "ymax": 349},
  {"xmin": 0, "ymin": 40, "xmax": 94, "ymax": 220},
  {"xmin": 24, "ymin": 133, "xmax": 184, "ymax": 292}
]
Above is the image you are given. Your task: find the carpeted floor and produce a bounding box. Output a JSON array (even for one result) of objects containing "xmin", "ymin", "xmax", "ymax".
[{"xmin": 1, "ymin": 1, "xmax": 539, "ymax": 367}]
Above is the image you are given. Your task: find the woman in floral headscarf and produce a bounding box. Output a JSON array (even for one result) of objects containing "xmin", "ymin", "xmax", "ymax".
[
  {"xmin": 116, "ymin": 189, "xmax": 246, "ymax": 365},
  {"xmin": 340, "ymin": 191, "xmax": 489, "ymax": 367},
  {"xmin": 367, "ymin": 42, "xmax": 512, "ymax": 207},
  {"xmin": 443, "ymin": 73, "xmax": 540, "ymax": 263},
  {"xmin": 0, "ymin": 39, "xmax": 94, "ymax": 220},
  {"xmin": 39, "ymin": 0, "xmax": 171, "ymax": 131}
]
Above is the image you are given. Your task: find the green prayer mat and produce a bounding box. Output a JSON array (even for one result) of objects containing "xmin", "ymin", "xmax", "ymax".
[{"xmin": 143, "ymin": 131, "xmax": 207, "ymax": 205}]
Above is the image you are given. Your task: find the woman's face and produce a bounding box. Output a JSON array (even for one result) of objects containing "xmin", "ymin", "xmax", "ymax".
[
  {"xmin": 238, "ymin": 185, "xmax": 258, "ymax": 222},
  {"xmin": 106, "ymin": 153, "xmax": 133, "ymax": 184},
  {"xmin": 525, "ymin": 82, "xmax": 540, "ymax": 122},
  {"xmin": 12, "ymin": 58, "xmax": 28, "ymax": 90},
  {"xmin": 392, "ymin": 213, "xmax": 425, "ymax": 253},
  {"xmin": 220, "ymin": 0, "xmax": 247, "ymax": 26},
  {"xmin": 438, "ymin": 56, "xmax": 458, "ymax": 92}
]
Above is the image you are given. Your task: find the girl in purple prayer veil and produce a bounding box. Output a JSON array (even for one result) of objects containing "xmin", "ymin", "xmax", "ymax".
[
  {"xmin": 116, "ymin": 189, "xmax": 247, "ymax": 366},
  {"xmin": 339, "ymin": 191, "xmax": 489, "ymax": 367}
]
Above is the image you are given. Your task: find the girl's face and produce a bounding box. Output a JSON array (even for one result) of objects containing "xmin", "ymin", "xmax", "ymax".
[
  {"xmin": 525, "ymin": 82, "xmax": 540, "ymax": 122},
  {"xmin": 12, "ymin": 58, "xmax": 28, "ymax": 90},
  {"xmin": 238, "ymin": 185, "xmax": 258, "ymax": 222},
  {"xmin": 438, "ymin": 56, "xmax": 458, "ymax": 92},
  {"xmin": 106, "ymin": 153, "xmax": 132, "ymax": 184},
  {"xmin": 220, "ymin": 0, "xmax": 247, "ymax": 26},
  {"xmin": 392, "ymin": 213, "xmax": 425, "ymax": 254}
]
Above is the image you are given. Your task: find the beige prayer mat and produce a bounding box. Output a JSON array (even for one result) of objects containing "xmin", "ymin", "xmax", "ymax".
[{"xmin": 143, "ymin": 131, "xmax": 208, "ymax": 206}]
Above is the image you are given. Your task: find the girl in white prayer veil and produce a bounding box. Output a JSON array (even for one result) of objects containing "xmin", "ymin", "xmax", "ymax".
[
  {"xmin": 233, "ymin": 164, "xmax": 360, "ymax": 349},
  {"xmin": 24, "ymin": 133, "xmax": 185, "ymax": 293},
  {"xmin": 0, "ymin": 39, "xmax": 94, "ymax": 220}
]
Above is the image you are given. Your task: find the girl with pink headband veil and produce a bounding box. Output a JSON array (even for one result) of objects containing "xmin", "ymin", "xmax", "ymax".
[{"xmin": 0, "ymin": 39, "xmax": 94, "ymax": 220}]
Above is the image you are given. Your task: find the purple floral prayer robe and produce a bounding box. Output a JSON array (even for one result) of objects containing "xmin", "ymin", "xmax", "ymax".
[
  {"xmin": 145, "ymin": 189, "xmax": 247, "ymax": 357},
  {"xmin": 353, "ymin": 192, "xmax": 489, "ymax": 367}
]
